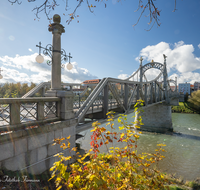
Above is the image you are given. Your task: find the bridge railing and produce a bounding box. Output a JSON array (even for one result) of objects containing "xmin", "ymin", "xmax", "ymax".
[{"xmin": 0, "ymin": 97, "xmax": 61, "ymax": 132}]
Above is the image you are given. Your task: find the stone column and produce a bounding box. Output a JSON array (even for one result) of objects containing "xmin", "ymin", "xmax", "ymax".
[
  {"xmin": 163, "ymin": 54, "xmax": 169, "ymax": 103},
  {"xmin": 44, "ymin": 14, "xmax": 75, "ymax": 122},
  {"xmin": 46, "ymin": 14, "xmax": 65, "ymax": 97}
]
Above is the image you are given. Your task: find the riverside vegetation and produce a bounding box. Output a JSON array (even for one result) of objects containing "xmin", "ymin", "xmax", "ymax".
[
  {"xmin": 171, "ymin": 90, "xmax": 200, "ymax": 114},
  {"xmin": 171, "ymin": 102, "xmax": 199, "ymax": 114},
  {"xmin": 172, "ymin": 90, "xmax": 200, "ymax": 113},
  {"xmin": 49, "ymin": 100, "xmax": 200, "ymax": 190}
]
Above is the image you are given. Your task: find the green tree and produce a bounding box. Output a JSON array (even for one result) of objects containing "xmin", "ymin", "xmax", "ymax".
[
  {"xmin": 184, "ymin": 92, "xmax": 189, "ymax": 102},
  {"xmin": 188, "ymin": 90, "xmax": 200, "ymax": 109},
  {"xmin": 0, "ymin": 82, "xmax": 41, "ymax": 98}
]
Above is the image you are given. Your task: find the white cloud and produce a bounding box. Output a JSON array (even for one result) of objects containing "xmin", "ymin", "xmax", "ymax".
[
  {"xmin": 135, "ymin": 41, "xmax": 200, "ymax": 83},
  {"xmin": 144, "ymin": 69, "xmax": 162, "ymax": 81},
  {"xmin": 61, "ymin": 62, "xmax": 98, "ymax": 83},
  {"xmin": 28, "ymin": 48, "xmax": 33, "ymax": 52},
  {"xmin": 117, "ymin": 73, "xmax": 129, "ymax": 80},
  {"xmin": 0, "ymin": 54, "xmax": 97, "ymax": 84},
  {"xmin": 169, "ymin": 72, "xmax": 200, "ymax": 84},
  {"xmin": 198, "ymin": 44, "xmax": 200, "ymax": 49}
]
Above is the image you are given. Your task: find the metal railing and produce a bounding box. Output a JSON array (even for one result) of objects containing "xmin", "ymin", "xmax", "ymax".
[{"xmin": 0, "ymin": 97, "xmax": 61, "ymax": 132}]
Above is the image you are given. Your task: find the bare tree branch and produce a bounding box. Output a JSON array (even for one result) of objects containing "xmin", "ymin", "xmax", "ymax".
[
  {"xmin": 134, "ymin": 0, "xmax": 161, "ymax": 30},
  {"xmin": 7, "ymin": 0, "xmax": 177, "ymax": 30},
  {"xmin": 8, "ymin": 0, "xmax": 21, "ymax": 4},
  {"xmin": 173, "ymin": 0, "xmax": 177, "ymax": 12},
  {"xmin": 66, "ymin": 0, "xmax": 83, "ymax": 24}
]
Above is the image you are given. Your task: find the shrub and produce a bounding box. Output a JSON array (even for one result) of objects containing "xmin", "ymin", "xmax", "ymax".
[
  {"xmin": 188, "ymin": 90, "xmax": 200, "ymax": 110},
  {"xmin": 49, "ymin": 100, "xmax": 170, "ymax": 189}
]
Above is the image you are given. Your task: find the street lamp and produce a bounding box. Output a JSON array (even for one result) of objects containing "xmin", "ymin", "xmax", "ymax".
[
  {"xmin": 36, "ymin": 42, "xmax": 73, "ymax": 70},
  {"xmin": 35, "ymin": 14, "xmax": 73, "ymax": 95},
  {"xmin": 0, "ymin": 68, "xmax": 3, "ymax": 79}
]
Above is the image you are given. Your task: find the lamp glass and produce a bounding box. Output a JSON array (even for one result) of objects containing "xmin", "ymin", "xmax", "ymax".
[
  {"xmin": 0, "ymin": 74, "xmax": 3, "ymax": 79},
  {"xmin": 36, "ymin": 54, "xmax": 44, "ymax": 63},
  {"xmin": 66, "ymin": 63, "xmax": 73, "ymax": 70}
]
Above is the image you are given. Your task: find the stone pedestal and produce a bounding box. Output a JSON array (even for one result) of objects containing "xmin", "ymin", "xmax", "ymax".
[
  {"xmin": 137, "ymin": 104, "xmax": 173, "ymax": 133},
  {"xmin": 45, "ymin": 90, "xmax": 58, "ymax": 97},
  {"xmin": 57, "ymin": 91, "xmax": 75, "ymax": 120}
]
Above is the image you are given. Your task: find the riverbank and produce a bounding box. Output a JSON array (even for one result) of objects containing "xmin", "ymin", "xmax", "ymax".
[
  {"xmin": 1, "ymin": 151, "xmax": 200, "ymax": 190},
  {"xmin": 171, "ymin": 102, "xmax": 199, "ymax": 114}
]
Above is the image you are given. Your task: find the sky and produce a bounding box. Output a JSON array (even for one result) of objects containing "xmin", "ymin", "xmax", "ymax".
[{"xmin": 1, "ymin": 0, "xmax": 200, "ymax": 85}]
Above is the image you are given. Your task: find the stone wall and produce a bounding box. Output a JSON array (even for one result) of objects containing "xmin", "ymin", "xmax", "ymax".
[
  {"xmin": 0, "ymin": 119, "xmax": 77, "ymax": 175},
  {"xmin": 139, "ymin": 103, "xmax": 173, "ymax": 133}
]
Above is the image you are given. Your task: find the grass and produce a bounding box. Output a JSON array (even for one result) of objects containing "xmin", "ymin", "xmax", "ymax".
[
  {"xmin": 165, "ymin": 174, "xmax": 200, "ymax": 190},
  {"xmin": 171, "ymin": 102, "xmax": 199, "ymax": 114}
]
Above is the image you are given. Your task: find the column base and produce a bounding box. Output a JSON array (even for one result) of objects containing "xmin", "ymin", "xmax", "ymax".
[
  {"xmin": 57, "ymin": 91, "xmax": 75, "ymax": 120},
  {"xmin": 45, "ymin": 90, "xmax": 58, "ymax": 97}
]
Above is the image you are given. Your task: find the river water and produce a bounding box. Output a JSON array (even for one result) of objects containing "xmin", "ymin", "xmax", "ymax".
[{"xmin": 77, "ymin": 113, "xmax": 200, "ymax": 181}]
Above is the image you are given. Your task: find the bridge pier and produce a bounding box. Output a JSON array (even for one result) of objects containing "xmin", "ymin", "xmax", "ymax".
[{"xmin": 138, "ymin": 103, "xmax": 173, "ymax": 133}]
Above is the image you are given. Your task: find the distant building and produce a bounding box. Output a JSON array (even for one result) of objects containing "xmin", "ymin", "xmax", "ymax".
[
  {"xmin": 194, "ymin": 82, "xmax": 200, "ymax": 91},
  {"xmin": 82, "ymin": 79, "xmax": 101, "ymax": 85},
  {"xmin": 178, "ymin": 83, "xmax": 190, "ymax": 95}
]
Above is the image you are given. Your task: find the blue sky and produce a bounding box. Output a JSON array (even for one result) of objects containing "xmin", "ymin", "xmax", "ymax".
[{"xmin": 0, "ymin": 0, "xmax": 200, "ymax": 85}]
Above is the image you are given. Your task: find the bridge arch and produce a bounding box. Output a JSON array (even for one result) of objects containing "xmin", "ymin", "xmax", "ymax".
[
  {"xmin": 141, "ymin": 61, "xmax": 165, "ymax": 82},
  {"xmin": 125, "ymin": 61, "xmax": 166, "ymax": 82}
]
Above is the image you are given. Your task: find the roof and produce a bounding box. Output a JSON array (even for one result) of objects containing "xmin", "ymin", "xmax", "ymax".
[{"xmin": 82, "ymin": 79, "xmax": 101, "ymax": 84}]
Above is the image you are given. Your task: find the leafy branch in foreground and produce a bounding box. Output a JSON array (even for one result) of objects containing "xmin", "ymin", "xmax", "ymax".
[
  {"xmin": 8, "ymin": 0, "xmax": 178, "ymax": 30},
  {"xmin": 49, "ymin": 100, "xmax": 171, "ymax": 189}
]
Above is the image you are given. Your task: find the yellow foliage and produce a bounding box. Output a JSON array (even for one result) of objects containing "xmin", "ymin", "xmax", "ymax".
[{"xmin": 49, "ymin": 100, "xmax": 169, "ymax": 190}]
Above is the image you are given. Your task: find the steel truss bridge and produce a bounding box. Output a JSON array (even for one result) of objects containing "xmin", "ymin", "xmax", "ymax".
[{"xmin": 0, "ymin": 55, "xmax": 179, "ymax": 130}]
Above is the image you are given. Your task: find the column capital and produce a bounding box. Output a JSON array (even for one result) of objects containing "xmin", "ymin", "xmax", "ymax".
[{"xmin": 48, "ymin": 14, "xmax": 65, "ymax": 35}]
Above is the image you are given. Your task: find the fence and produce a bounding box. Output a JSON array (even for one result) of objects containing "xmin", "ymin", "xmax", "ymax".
[{"xmin": 0, "ymin": 97, "xmax": 61, "ymax": 132}]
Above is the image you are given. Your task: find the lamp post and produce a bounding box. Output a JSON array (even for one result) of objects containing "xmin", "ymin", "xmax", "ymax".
[
  {"xmin": 0, "ymin": 68, "xmax": 3, "ymax": 79},
  {"xmin": 36, "ymin": 14, "xmax": 73, "ymax": 96}
]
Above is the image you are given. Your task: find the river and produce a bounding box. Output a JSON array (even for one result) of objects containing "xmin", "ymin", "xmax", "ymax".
[{"xmin": 76, "ymin": 113, "xmax": 200, "ymax": 181}]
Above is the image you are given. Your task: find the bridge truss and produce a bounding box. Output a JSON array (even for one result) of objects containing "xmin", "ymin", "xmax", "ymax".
[
  {"xmin": 13, "ymin": 55, "xmax": 179, "ymax": 126},
  {"xmin": 74, "ymin": 55, "xmax": 178, "ymax": 123}
]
